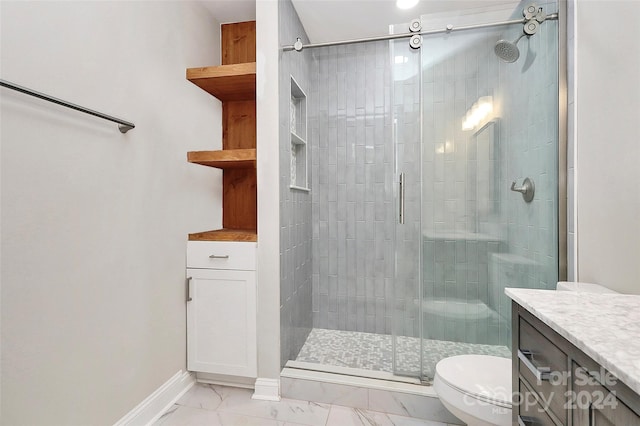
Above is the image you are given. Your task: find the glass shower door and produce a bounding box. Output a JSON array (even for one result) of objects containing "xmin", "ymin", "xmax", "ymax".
[
  {"xmin": 418, "ymin": 5, "xmax": 559, "ymax": 380},
  {"xmin": 390, "ymin": 36, "xmax": 423, "ymax": 378},
  {"xmin": 392, "ymin": 2, "xmax": 560, "ymax": 381}
]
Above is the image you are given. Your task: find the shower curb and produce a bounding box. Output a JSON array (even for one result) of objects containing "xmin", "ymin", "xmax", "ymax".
[{"xmin": 280, "ymin": 367, "xmax": 463, "ymax": 424}]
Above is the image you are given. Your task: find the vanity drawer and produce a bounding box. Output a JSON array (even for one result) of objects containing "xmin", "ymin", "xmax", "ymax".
[
  {"xmin": 187, "ymin": 241, "xmax": 256, "ymax": 270},
  {"xmin": 518, "ymin": 379, "xmax": 558, "ymax": 426},
  {"xmin": 518, "ymin": 317, "xmax": 568, "ymax": 424}
]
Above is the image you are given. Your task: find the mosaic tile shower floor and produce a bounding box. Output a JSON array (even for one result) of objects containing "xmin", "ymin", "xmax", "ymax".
[{"xmin": 295, "ymin": 328, "xmax": 512, "ymax": 379}]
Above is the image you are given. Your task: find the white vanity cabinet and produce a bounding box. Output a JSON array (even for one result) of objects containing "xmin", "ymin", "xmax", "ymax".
[{"xmin": 186, "ymin": 241, "xmax": 257, "ymax": 378}]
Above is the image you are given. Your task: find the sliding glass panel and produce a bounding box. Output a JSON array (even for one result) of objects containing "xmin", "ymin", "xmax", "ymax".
[
  {"xmin": 391, "ymin": 36, "xmax": 423, "ymax": 378},
  {"xmin": 419, "ymin": 2, "xmax": 559, "ymax": 380}
]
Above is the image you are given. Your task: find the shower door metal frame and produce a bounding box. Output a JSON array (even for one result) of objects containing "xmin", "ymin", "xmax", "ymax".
[{"xmin": 558, "ymin": 0, "xmax": 568, "ymax": 282}]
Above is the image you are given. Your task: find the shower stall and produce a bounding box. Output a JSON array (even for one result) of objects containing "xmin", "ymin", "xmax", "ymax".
[{"xmin": 279, "ymin": 0, "xmax": 563, "ymax": 383}]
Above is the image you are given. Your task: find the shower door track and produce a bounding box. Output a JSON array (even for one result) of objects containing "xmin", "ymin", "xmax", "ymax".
[{"xmin": 282, "ymin": 13, "xmax": 558, "ymax": 52}]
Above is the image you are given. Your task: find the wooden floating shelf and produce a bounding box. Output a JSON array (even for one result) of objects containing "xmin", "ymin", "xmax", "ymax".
[
  {"xmin": 187, "ymin": 63, "xmax": 256, "ymax": 101},
  {"xmin": 189, "ymin": 228, "xmax": 257, "ymax": 242},
  {"xmin": 187, "ymin": 149, "xmax": 256, "ymax": 169},
  {"xmin": 185, "ymin": 23, "xmax": 257, "ymax": 243}
]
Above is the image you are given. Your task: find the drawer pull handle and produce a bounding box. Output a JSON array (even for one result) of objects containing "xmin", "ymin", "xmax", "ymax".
[
  {"xmin": 209, "ymin": 254, "xmax": 229, "ymax": 259},
  {"xmin": 518, "ymin": 349, "xmax": 551, "ymax": 382},
  {"xmin": 518, "ymin": 415, "xmax": 538, "ymax": 426},
  {"xmin": 186, "ymin": 276, "xmax": 192, "ymax": 302}
]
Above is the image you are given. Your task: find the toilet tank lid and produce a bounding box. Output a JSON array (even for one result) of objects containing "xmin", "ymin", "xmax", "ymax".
[
  {"xmin": 435, "ymin": 354, "xmax": 512, "ymax": 406},
  {"xmin": 556, "ymin": 281, "xmax": 618, "ymax": 293}
]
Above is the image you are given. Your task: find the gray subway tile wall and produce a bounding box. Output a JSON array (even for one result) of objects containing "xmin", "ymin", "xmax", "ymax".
[
  {"xmin": 310, "ymin": 39, "xmax": 421, "ymax": 338},
  {"xmin": 279, "ymin": 0, "xmax": 314, "ymax": 368}
]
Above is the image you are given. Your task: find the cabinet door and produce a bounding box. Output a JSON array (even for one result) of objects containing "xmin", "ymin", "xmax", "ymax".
[
  {"xmin": 186, "ymin": 268, "xmax": 256, "ymax": 377},
  {"xmin": 572, "ymin": 362, "xmax": 640, "ymax": 426}
]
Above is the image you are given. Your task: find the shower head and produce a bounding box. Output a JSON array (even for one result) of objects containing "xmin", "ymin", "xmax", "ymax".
[{"xmin": 494, "ymin": 33, "xmax": 526, "ymax": 63}]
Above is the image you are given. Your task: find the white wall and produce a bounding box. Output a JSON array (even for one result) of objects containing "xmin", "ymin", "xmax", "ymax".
[
  {"xmin": 255, "ymin": 0, "xmax": 282, "ymax": 381},
  {"xmin": 0, "ymin": 2, "xmax": 222, "ymax": 424},
  {"xmin": 574, "ymin": 0, "xmax": 640, "ymax": 294}
]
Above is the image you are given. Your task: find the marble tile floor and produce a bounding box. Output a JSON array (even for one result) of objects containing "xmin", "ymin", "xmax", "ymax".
[
  {"xmin": 296, "ymin": 328, "xmax": 511, "ymax": 379},
  {"xmin": 155, "ymin": 383, "xmax": 459, "ymax": 426}
]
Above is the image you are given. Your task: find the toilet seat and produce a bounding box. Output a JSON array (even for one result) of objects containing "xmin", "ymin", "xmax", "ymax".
[{"xmin": 434, "ymin": 354, "xmax": 512, "ymax": 426}]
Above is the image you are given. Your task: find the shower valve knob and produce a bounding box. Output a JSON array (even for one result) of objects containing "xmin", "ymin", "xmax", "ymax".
[{"xmin": 510, "ymin": 178, "xmax": 535, "ymax": 202}]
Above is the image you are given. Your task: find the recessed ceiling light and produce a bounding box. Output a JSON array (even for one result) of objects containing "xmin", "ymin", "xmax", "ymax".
[{"xmin": 396, "ymin": 0, "xmax": 419, "ymax": 10}]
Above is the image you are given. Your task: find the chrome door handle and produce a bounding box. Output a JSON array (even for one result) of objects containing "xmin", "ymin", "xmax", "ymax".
[
  {"xmin": 399, "ymin": 173, "xmax": 405, "ymax": 224},
  {"xmin": 510, "ymin": 177, "xmax": 535, "ymax": 202},
  {"xmin": 209, "ymin": 254, "xmax": 229, "ymax": 259},
  {"xmin": 518, "ymin": 349, "xmax": 551, "ymax": 382},
  {"xmin": 186, "ymin": 276, "xmax": 192, "ymax": 302}
]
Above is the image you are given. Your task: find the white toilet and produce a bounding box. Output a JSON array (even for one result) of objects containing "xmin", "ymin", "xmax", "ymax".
[
  {"xmin": 434, "ymin": 282, "xmax": 618, "ymax": 426},
  {"xmin": 434, "ymin": 354, "xmax": 512, "ymax": 426}
]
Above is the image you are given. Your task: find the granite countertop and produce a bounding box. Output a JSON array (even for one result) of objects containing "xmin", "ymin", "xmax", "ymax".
[{"xmin": 505, "ymin": 288, "xmax": 640, "ymax": 396}]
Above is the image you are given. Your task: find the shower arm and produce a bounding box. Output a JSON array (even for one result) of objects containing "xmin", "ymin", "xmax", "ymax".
[{"xmin": 282, "ymin": 13, "xmax": 558, "ymax": 52}]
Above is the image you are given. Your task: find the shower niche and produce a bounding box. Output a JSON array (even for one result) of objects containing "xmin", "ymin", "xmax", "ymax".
[{"xmin": 289, "ymin": 76, "xmax": 308, "ymax": 191}]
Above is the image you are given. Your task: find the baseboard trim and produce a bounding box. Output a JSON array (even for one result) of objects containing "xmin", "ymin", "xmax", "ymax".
[
  {"xmin": 252, "ymin": 378, "xmax": 280, "ymax": 401},
  {"xmin": 196, "ymin": 372, "xmax": 256, "ymax": 389},
  {"xmin": 114, "ymin": 370, "xmax": 196, "ymax": 426}
]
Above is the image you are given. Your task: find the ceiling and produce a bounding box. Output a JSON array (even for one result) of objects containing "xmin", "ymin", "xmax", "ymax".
[
  {"xmin": 200, "ymin": 0, "xmax": 256, "ymax": 24},
  {"xmin": 199, "ymin": 0, "xmax": 520, "ymax": 42},
  {"xmin": 290, "ymin": 0, "xmax": 519, "ymax": 43}
]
